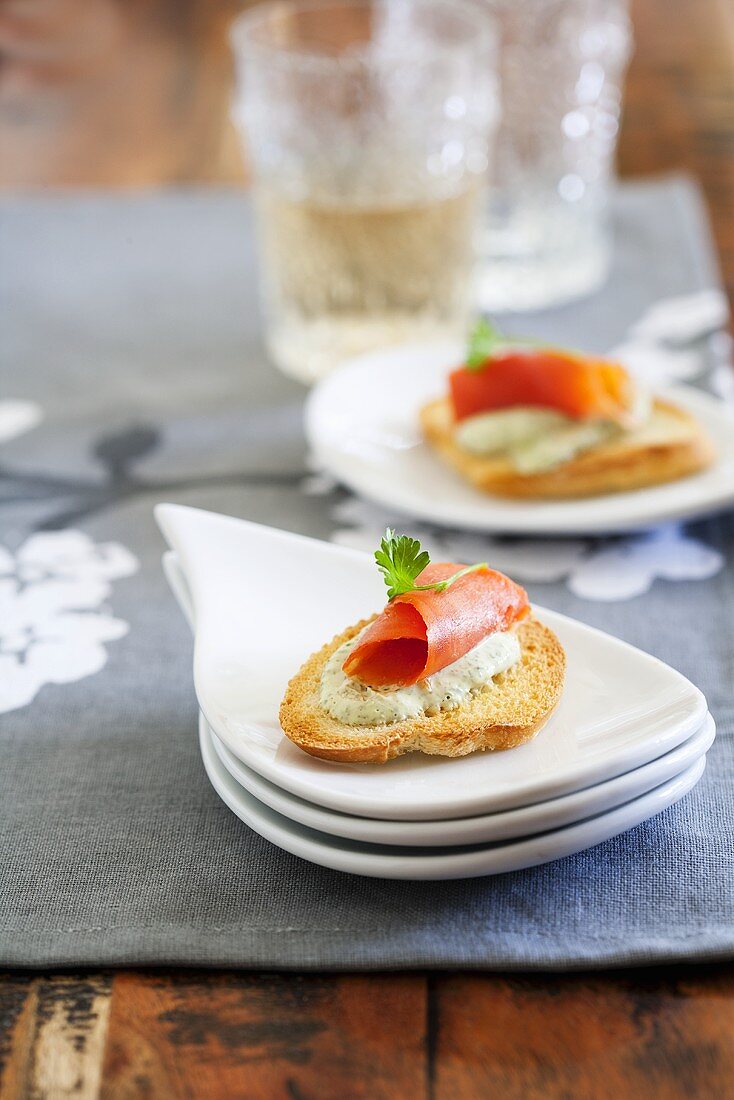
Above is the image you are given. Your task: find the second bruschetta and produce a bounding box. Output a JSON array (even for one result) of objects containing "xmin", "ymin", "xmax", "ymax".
[{"xmin": 421, "ymin": 321, "xmax": 714, "ymax": 499}]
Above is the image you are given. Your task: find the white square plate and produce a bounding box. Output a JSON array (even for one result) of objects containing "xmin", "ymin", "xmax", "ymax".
[
  {"xmin": 305, "ymin": 342, "xmax": 734, "ymax": 535},
  {"xmin": 156, "ymin": 505, "xmax": 707, "ymax": 821}
]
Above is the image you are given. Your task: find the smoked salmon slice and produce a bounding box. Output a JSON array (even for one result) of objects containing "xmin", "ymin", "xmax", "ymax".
[
  {"xmin": 450, "ymin": 349, "xmax": 633, "ymax": 423},
  {"xmin": 342, "ymin": 563, "xmax": 529, "ymax": 689}
]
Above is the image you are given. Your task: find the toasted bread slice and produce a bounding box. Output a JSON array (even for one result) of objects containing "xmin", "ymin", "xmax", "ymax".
[
  {"xmin": 420, "ymin": 396, "xmax": 715, "ymax": 499},
  {"xmin": 279, "ymin": 616, "xmax": 564, "ymax": 764}
]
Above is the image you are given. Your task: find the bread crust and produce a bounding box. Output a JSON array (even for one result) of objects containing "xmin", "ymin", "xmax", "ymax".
[
  {"xmin": 420, "ymin": 396, "xmax": 715, "ymax": 499},
  {"xmin": 279, "ymin": 616, "xmax": 565, "ymax": 764}
]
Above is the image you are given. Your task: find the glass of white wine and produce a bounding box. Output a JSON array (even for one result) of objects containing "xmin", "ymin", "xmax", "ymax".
[{"xmin": 231, "ymin": 0, "xmax": 498, "ymax": 383}]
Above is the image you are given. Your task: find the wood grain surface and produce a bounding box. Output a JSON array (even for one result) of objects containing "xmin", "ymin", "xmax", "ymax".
[
  {"xmin": 0, "ymin": 0, "xmax": 732, "ymax": 1096},
  {"xmin": 3, "ymin": 969, "xmax": 734, "ymax": 1099}
]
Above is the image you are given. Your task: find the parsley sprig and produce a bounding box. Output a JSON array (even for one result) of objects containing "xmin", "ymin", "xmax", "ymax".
[
  {"xmin": 465, "ymin": 318, "xmax": 504, "ymax": 369},
  {"xmin": 465, "ymin": 318, "xmax": 540, "ymax": 372},
  {"xmin": 375, "ymin": 529, "xmax": 487, "ymax": 601}
]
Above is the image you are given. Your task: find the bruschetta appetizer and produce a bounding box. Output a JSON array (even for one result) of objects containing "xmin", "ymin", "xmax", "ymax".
[
  {"xmin": 280, "ymin": 530, "xmax": 565, "ymax": 763},
  {"xmin": 420, "ymin": 321, "xmax": 714, "ymax": 499}
]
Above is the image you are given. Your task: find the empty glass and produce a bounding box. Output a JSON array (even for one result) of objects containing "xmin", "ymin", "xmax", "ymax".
[
  {"xmin": 230, "ymin": 0, "xmax": 498, "ymax": 382},
  {"xmin": 476, "ymin": 0, "xmax": 632, "ymax": 312}
]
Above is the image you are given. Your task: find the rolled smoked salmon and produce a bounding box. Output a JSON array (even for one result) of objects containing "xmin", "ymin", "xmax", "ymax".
[
  {"xmin": 342, "ymin": 562, "xmax": 529, "ymax": 689},
  {"xmin": 449, "ymin": 350, "xmax": 633, "ymax": 423}
]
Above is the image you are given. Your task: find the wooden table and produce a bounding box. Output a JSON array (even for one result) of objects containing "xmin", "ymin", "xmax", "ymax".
[
  {"xmin": 2, "ymin": 967, "xmax": 734, "ymax": 1097},
  {"xmin": 1, "ymin": 1, "xmax": 732, "ymax": 1096}
]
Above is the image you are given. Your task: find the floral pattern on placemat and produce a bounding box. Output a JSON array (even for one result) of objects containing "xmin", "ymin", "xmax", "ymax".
[
  {"xmin": 0, "ymin": 399, "xmax": 43, "ymax": 443},
  {"xmin": 0, "ymin": 530, "xmax": 139, "ymax": 714},
  {"xmin": 1, "ymin": 399, "xmax": 140, "ymax": 714},
  {"xmin": 318, "ymin": 493, "xmax": 724, "ymax": 603}
]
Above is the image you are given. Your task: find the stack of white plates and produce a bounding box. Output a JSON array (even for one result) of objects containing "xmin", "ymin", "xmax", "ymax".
[{"xmin": 156, "ymin": 505, "xmax": 714, "ymax": 881}]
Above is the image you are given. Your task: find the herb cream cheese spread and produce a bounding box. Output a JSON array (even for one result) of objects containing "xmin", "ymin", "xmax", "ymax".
[
  {"xmin": 319, "ymin": 627, "xmax": 521, "ymax": 727},
  {"xmin": 454, "ymin": 407, "xmax": 620, "ymax": 473},
  {"xmin": 454, "ymin": 383, "xmax": 653, "ymax": 474}
]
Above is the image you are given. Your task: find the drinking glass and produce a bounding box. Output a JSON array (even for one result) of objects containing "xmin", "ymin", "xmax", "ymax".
[
  {"xmin": 231, "ymin": 0, "xmax": 498, "ymax": 382},
  {"xmin": 476, "ymin": 0, "xmax": 632, "ymax": 312}
]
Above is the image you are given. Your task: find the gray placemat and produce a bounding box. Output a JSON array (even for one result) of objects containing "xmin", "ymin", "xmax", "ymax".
[{"xmin": 1, "ymin": 177, "xmax": 732, "ymax": 970}]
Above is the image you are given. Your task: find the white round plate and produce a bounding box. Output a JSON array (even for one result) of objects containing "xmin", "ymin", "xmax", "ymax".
[
  {"xmin": 208, "ymin": 712, "xmax": 714, "ymax": 847},
  {"xmin": 155, "ymin": 507, "xmax": 708, "ymax": 822},
  {"xmin": 305, "ymin": 341, "xmax": 734, "ymax": 535},
  {"xmin": 199, "ymin": 718, "xmax": 707, "ymax": 880}
]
